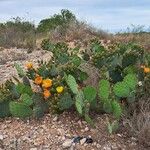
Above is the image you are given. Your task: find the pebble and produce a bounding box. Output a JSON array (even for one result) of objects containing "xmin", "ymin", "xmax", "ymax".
[
  {"xmin": 53, "ymin": 116, "xmax": 58, "ymax": 122},
  {"xmin": 30, "ymin": 148, "xmax": 37, "ymax": 150},
  {"xmin": 62, "ymin": 139, "xmax": 73, "ymax": 149},
  {"xmin": 0, "ymin": 135, "xmax": 3, "ymax": 140},
  {"xmin": 80, "ymin": 138, "xmax": 86, "ymax": 145},
  {"xmin": 96, "ymin": 144, "xmax": 101, "ymax": 149},
  {"xmin": 84, "ymin": 127, "xmax": 89, "ymax": 132}
]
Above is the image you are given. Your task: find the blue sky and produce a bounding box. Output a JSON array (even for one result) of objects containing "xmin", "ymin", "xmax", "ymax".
[{"xmin": 0, "ymin": 0, "xmax": 150, "ymax": 32}]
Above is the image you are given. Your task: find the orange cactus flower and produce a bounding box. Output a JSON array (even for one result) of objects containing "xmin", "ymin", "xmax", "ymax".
[
  {"xmin": 34, "ymin": 76, "xmax": 43, "ymax": 85},
  {"xmin": 43, "ymin": 89, "xmax": 51, "ymax": 99},
  {"xmin": 56, "ymin": 86, "xmax": 64, "ymax": 93},
  {"xmin": 26, "ymin": 62, "xmax": 33, "ymax": 69},
  {"xmin": 144, "ymin": 67, "xmax": 150, "ymax": 73},
  {"xmin": 42, "ymin": 79, "xmax": 52, "ymax": 88}
]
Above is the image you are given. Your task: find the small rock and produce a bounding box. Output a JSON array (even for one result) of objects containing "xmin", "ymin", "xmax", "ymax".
[
  {"xmin": 53, "ymin": 116, "xmax": 58, "ymax": 122},
  {"xmin": 84, "ymin": 127, "xmax": 89, "ymax": 132},
  {"xmin": 30, "ymin": 148, "xmax": 37, "ymax": 150},
  {"xmin": 84, "ymin": 143, "xmax": 88, "ymax": 147},
  {"xmin": 117, "ymin": 134, "xmax": 122, "ymax": 137},
  {"xmin": 0, "ymin": 135, "xmax": 3, "ymax": 140},
  {"xmin": 97, "ymin": 144, "xmax": 101, "ymax": 149},
  {"xmin": 62, "ymin": 136, "xmax": 66, "ymax": 141},
  {"xmin": 62, "ymin": 139, "xmax": 73, "ymax": 149},
  {"xmin": 80, "ymin": 138, "xmax": 86, "ymax": 145}
]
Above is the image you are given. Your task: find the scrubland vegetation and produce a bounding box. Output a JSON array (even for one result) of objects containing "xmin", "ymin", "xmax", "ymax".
[{"xmin": 0, "ymin": 9, "xmax": 150, "ymax": 148}]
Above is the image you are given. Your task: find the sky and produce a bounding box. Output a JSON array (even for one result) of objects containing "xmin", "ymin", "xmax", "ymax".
[{"xmin": 0, "ymin": 0, "xmax": 150, "ymax": 33}]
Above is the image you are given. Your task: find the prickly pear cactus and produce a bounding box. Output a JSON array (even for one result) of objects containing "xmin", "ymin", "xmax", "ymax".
[
  {"xmin": 83, "ymin": 86, "xmax": 97, "ymax": 103},
  {"xmin": 113, "ymin": 82, "xmax": 130, "ymax": 98},
  {"xmin": 0, "ymin": 101, "xmax": 11, "ymax": 118},
  {"xmin": 123, "ymin": 73, "xmax": 138, "ymax": 90},
  {"xmin": 16, "ymin": 83, "xmax": 33, "ymax": 96},
  {"xmin": 21, "ymin": 93, "xmax": 33, "ymax": 106},
  {"xmin": 9, "ymin": 102, "xmax": 33, "ymax": 118},
  {"xmin": 75, "ymin": 91, "xmax": 84, "ymax": 115},
  {"xmin": 58, "ymin": 93, "xmax": 74, "ymax": 110},
  {"xmin": 98, "ymin": 79, "xmax": 110, "ymax": 101},
  {"xmin": 65, "ymin": 74, "xmax": 79, "ymax": 94},
  {"xmin": 14, "ymin": 62, "xmax": 25, "ymax": 77},
  {"xmin": 111, "ymin": 100, "xmax": 122, "ymax": 119}
]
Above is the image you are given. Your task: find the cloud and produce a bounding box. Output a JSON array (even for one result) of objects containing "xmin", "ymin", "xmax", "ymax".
[{"xmin": 0, "ymin": 0, "xmax": 150, "ymax": 32}]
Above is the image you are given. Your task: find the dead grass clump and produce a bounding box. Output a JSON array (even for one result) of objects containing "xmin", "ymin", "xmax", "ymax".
[
  {"xmin": 44, "ymin": 21, "xmax": 113, "ymax": 44},
  {"xmin": 115, "ymin": 33, "xmax": 150, "ymax": 52},
  {"xmin": 127, "ymin": 97, "xmax": 150, "ymax": 147},
  {"xmin": 0, "ymin": 18, "xmax": 36, "ymax": 49}
]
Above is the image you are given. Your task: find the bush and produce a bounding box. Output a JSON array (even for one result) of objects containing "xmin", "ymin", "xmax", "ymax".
[{"xmin": 0, "ymin": 17, "xmax": 36, "ymax": 49}]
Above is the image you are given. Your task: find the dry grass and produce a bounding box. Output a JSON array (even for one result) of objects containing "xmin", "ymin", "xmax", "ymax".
[
  {"xmin": 39, "ymin": 21, "xmax": 113, "ymax": 45},
  {"xmin": 115, "ymin": 32, "xmax": 150, "ymax": 51}
]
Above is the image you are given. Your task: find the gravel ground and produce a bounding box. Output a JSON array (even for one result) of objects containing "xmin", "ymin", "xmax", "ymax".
[
  {"xmin": 0, "ymin": 112, "xmax": 144, "ymax": 150},
  {"xmin": 0, "ymin": 48, "xmax": 52, "ymax": 83}
]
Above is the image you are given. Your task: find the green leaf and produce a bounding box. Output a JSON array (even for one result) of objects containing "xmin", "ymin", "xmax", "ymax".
[
  {"xmin": 66, "ymin": 74, "xmax": 78, "ymax": 94},
  {"xmin": 75, "ymin": 91, "xmax": 84, "ymax": 115},
  {"xmin": 83, "ymin": 86, "xmax": 97, "ymax": 103},
  {"xmin": 21, "ymin": 93, "xmax": 33, "ymax": 106},
  {"xmin": 98, "ymin": 79, "xmax": 110, "ymax": 101}
]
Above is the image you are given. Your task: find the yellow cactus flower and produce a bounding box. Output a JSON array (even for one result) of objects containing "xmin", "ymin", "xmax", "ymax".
[
  {"xmin": 43, "ymin": 89, "xmax": 51, "ymax": 99},
  {"xmin": 25, "ymin": 62, "xmax": 33, "ymax": 69},
  {"xmin": 42, "ymin": 79, "xmax": 52, "ymax": 88},
  {"xmin": 56, "ymin": 86, "xmax": 64, "ymax": 93},
  {"xmin": 144, "ymin": 67, "xmax": 150, "ymax": 73},
  {"xmin": 34, "ymin": 76, "xmax": 43, "ymax": 85}
]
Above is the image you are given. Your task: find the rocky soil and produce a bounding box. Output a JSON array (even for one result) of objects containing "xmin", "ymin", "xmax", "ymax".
[
  {"xmin": 0, "ymin": 48, "xmax": 147, "ymax": 150},
  {"xmin": 0, "ymin": 112, "xmax": 144, "ymax": 150}
]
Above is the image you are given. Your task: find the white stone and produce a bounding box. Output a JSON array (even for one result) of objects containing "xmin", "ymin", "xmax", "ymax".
[
  {"xmin": 80, "ymin": 138, "xmax": 86, "ymax": 145},
  {"xmin": 53, "ymin": 116, "xmax": 58, "ymax": 122},
  {"xmin": 0, "ymin": 135, "xmax": 3, "ymax": 140},
  {"xmin": 62, "ymin": 139, "xmax": 73, "ymax": 149},
  {"xmin": 30, "ymin": 148, "xmax": 37, "ymax": 150},
  {"xmin": 84, "ymin": 127, "xmax": 89, "ymax": 132}
]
